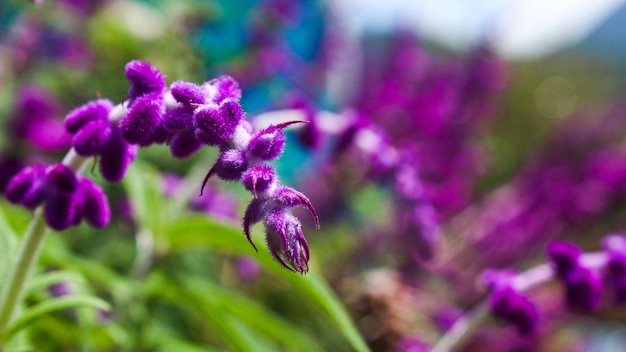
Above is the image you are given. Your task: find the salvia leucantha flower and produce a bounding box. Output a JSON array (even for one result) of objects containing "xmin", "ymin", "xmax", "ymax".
[
  {"xmin": 6, "ymin": 59, "xmax": 318, "ymax": 272},
  {"xmin": 546, "ymin": 240, "xmax": 603, "ymax": 312},
  {"xmin": 65, "ymin": 99, "xmax": 137, "ymax": 182},
  {"xmin": 482, "ymin": 269, "xmax": 538, "ymax": 335},
  {"xmin": 6, "ymin": 164, "xmax": 110, "ymax": 231}
]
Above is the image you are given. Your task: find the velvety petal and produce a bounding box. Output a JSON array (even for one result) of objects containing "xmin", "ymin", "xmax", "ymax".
[
  {"xmin": 99, "ymin": 126, "xmax": 134, "ymax": 182},
  {"xmin": 125, "ymin": 60, "xmax": 166, "ymax": 98},
  {"xmin": 71, "ymin": 119, "xmax": 112, "ymax": 156},
  {"xmin": 163, "ymin": 106, "xmax": 195, "ymax": 132},
  {"xmin": 214, "ymin": 149, "xmax": 248, "ymax": 181},
  {"xmin": 241, "ymin": 165, "xmax": 276, "ymax": 196},
  {"xmin": 168, "ymin": 128, "xmax": 203, "ymax": 159},
  {"xmin": 80, "ymin": 178, "xmax": 110, "ymax": 228},
  {"xmin": 64, "ymin": 99, "xmax": 113, "ymax": 133},
  {"xmin": 170, "ymin": 80, "xmax": 206, "ymax": 105},
  {"xmin": 119, "ymin": 94, "xmax": 163, "ymax": 144}
]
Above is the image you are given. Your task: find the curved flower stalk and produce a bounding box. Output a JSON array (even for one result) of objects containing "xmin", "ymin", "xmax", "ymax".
[{"xmin": 432, "ymin": 235, "xmax": 626, "ymax": 352}]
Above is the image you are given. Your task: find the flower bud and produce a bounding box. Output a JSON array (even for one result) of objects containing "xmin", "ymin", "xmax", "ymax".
[
  {"xmin": 168, "ymin": 128, "xmax": 203, "ymax": 159},
  {"xmin": 170, "ymin": 80, "xmax": 206, "ymax": 105},
  {"xmin": 64, "ymin": 99, "xmax": 113, "ymax": 133},
  {"xmin": 99, "ymin": 126, "xmax": 135, "ymax": 182},
  {"xmin": 213, "ymin": 149, "xmax": 248, "ymax": 181},
  {"xmin": 125, "ymin": 60, "xmax": 166, "ymax": 99},
  {"xmin": 119, "ymin": 93, "xmax": 164, "ymax": 145},
  {"xmin": 71, "ymin": 119, "xmax": 112, "ymax": 156},
  {"xmin": 264, "ymin": 209, "xmax": 310, "ymax": 273},
  {"xmin": 79, "ymin": 178, "xmax": 110, "ymax": 228},
  {"xmin": 194, "ymin": 100, "xmax": 243, "ymax": 146},
  {"xmin": 241, "ymin": 165, "xmax": 276, "ymax": 197}
]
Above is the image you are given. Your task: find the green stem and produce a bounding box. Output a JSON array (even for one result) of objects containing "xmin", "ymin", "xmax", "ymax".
[{"xmin": 0, "ymin": 209, "xmax": 48, "ymax": 336}]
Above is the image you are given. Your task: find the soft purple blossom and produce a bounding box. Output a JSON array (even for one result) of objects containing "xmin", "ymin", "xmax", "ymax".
[{"xmin": 6, "ymin": 164, "xmax": 110, "ymax": 231}]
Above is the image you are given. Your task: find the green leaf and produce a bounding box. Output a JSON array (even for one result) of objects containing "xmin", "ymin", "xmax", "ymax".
[
  {"xmin": 153, "ymin": 278, "xmax": 277, "ymax": 351},
  {"xmin": 179, "ymin": 277, "xmax": 322, "ymax": 352},
  {"xmin": 0, "ymin": 201, "xmax": 18, "ymax": 287},
  {"xmin": 166, "ymin": 215, "xmax": 370, "ymax": 352},
  {"xmin": 2, "ymin": 295, "xmax": 111, "ymax": 341}
]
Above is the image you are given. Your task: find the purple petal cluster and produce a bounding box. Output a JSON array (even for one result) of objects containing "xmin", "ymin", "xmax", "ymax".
[
  {"xmin": 602, "ymin": 234, "xmax": 626, "ymax": 303},
  {"xmin": 6, "ymin": 164, "xmax": 110, "ymax": 231},
  {"xmin": 243, "ymin": 183, "xmax": 319, "ymax": 273},
  {"xmin": 162, "ymin": 76, "xmax": 243, "ymax": 158},
  {"xmin": 546, "ymin": 241, "xmax": 603, "ymax": 311},
  {"xmin": 482, "ymin": 269, "xmax": 538, "ymax": 335},
  {"xmin": 120, "ymin": 60, "xmax": 168, "ymax": 146},
  {"xmin": 64, "ymin": 99, "xmax": 137, "ymax": 182},
  {"xmin": 11, "ymin": 86, "xmax": 71, "ymax": 151}
]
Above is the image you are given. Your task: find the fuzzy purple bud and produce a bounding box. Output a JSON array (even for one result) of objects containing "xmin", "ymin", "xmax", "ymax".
[
  {"xmin": 99, "ymin": 126, "xmax": 135, "ymax": 182},
  {"xmin": 264, "ymin": 209, "xmax": 310, "ymax": 273},
  {"xmin": 247, "ymin": 124, "xmax": 288, "ymax": 161},
  {"xmin": 562, "ymin": 266, "xmax": 603, "ymax": 311},
  {"xmin": 43, "ymin": 165, "xmax": 79, "ymax": 231},
  {"xmin": 169, "ymin": 128, "xmax": 203, "ymax": 159},
  {"xmin": 120, "ymin": 94, "xmax": 163, "ymax": 145},
  {"xmin": 163, "ymin": 106, "xmax": 195, "ymax": 132},
  {"xmin": 205, "ymin": 75, "xmax": 241, "ymax": 103},
  {"xmin": 5, "ymin": 166, "xmax": 45, "ymax": 208},
  {"xmin": 125, "ymin": 60, "xmax": 166, "ymax": 98},
  {"xmin": 71, "ymin": 119, "xmax": 111, "ymax": 156},
  {"xmin": 170, "ymin": 80, "xmax": 206, "ymax": 105},
  {"xmin": 546, "ymin": 241, "xmax": 583, "ymax": 278},
  {"xmin": 489, "ymin": 285, "xmax": 538, "ymax": 335},
  {"xmin": 213, "ymin": 149, "xmax": 248, "ymax": 181},
  {"xmin": 64, "ymin": 99, "xmax": 113, "ymax": 133},
  {"xmin": 272, "ymin": 186, "xmax": 320, "ymax": 228},
  {"xmin": 194, "ymin": 100, "xmax": 243, "ymax": 146},
  {"xmin": 241, "ymin": 165, "xmax": 276, "ymax": 196},
  {"xmin": 45, "ymin": 164, "xmax": 78, "ymax": 193},
  {"xmin": 79, "ymin": 178, "xmax": 110, "ymax": 228}
]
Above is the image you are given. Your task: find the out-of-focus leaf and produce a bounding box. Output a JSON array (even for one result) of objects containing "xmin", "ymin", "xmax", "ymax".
[
  {"xmin": 154, "ymin": 278, "xmax": 277, "ymax": 352},
  {"xmin": 177, "ymin": 276, "xmax": 322, "ymax": 352},
  {"xmin": 122, "ymin": 162, "xmax": 169, "ymax": 235},
  {"xmin": 2, "ymin": 295, "xmax": 110, "ymax": 341},
  {"xmin": 0, "ymin": 201, "xmax": 18, "ymax": 287},
  {"xmin": 166, "ymin": 215, "xmax": 370, "ymax": 352}
]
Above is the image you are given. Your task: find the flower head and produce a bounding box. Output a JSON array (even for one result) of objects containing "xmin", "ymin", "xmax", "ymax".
[{"xmin": 264, "ymin": 209, "xmax": 310, "ymax": 273}]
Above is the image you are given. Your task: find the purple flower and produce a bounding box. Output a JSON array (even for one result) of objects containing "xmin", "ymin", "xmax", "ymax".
[
  {"xmin": 243, "ymin": 182, "xmax": 319, "ymax": 273},
  {"xmin": 483, "ymin": 269, "xmax": 538, "ymax": 335},
  {"xmin": 264, "ymin": 209, "xmax": 310, "ymax": 273},
  {"xmin": 236, "ymin": 256, "xmax": 261, "ymax": 281},
  {"xmin": 11, "ymin": 86, "xmax": 71, "ymax": 151},
  {"xmin": 546, "ymin": 241, "xmax": 603, "ymax": 311},
  {"xmin": 194, "ymin": 100, "xmax": 243, "ymax": 146},
  {"xmin": 65, "ymin": 101, "xmax": 136, "ymax": 183},
  {"xmin": 241, "ymin": 165, "xmax": 277, "ymax": 197},
  {"xmin": 163, "ymin": 76, "xmax": 244, "ymax": 158},
  {"xmin": 6, "ymin": 164, "xmax": 110, "ymax": 231},
  {"xmin": 125, "ymin": 60, "xmax": 166, "ymax": 99},
  {"xmin": 119, "ymin": 93, "xmax": 164, "ymax": 146}
]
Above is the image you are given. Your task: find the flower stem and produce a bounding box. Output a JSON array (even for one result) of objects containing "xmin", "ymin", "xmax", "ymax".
[{"xmin": 0, "ymin": 208, "xmax": 48, "ymax": 336}]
